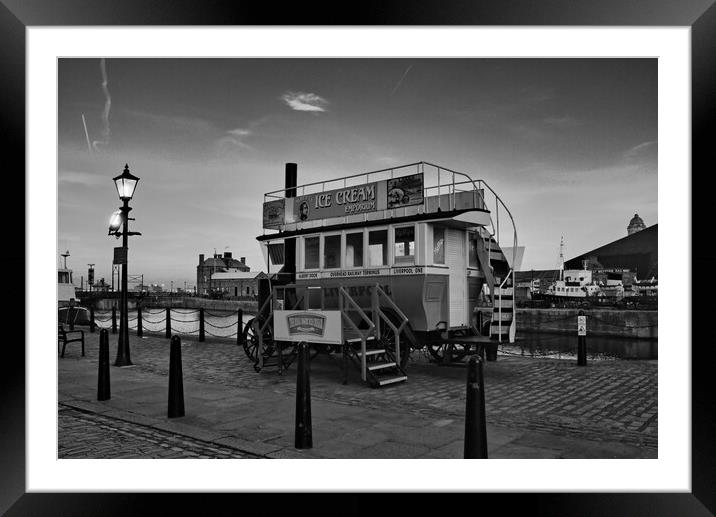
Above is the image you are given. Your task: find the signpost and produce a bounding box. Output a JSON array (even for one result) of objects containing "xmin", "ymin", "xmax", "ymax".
[
  {"xmin": 577, "ymin": 315, "xmax": 587, "ymax": 336},
  {"xmin": 577, "ymin": 312, "xmax": 587, "ymax": 366},
  {"xmin": 113, "ymin": 246, "xmax": 127, "ymax": 265}
]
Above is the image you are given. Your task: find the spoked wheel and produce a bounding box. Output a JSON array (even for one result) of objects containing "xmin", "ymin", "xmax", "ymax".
[
  {"xmin": 427, "ymin": 343, "xmax": 470, "ymax": 363},
  {"xmin": 379, "ymin": 318, "xmax": 412, "ymax": 370},
  {"xmin": 427, "ymin": 329, "xmax": 474, "ymax": 363},
  {"xmin": 242, "ymin": 318, "xmax": 308, "ymax": 373},
  {"xmin": 242, "ymin": 317, "xmax": 273, "ymax": 363}
]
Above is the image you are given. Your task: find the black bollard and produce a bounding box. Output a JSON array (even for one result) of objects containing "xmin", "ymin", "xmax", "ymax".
[
  {"xmin": 111, "ymin": 306, "xmax": 117, "ymax": 334},
  {"xmin": 577, "ymin": 310, "xmax": 587, "ymax": 366},
  {"xmin": 464, "ymin": 356, "xmax": 488, "ymax": 458},
  {"xmin": 199, "ymin": 308, "xmax": 205, "ymax": 342},
  {"xmin": 168, "ymin": 335, "xmax": 185, "ymax": 418},
  {"xmin": 165, "ymin": 308, "xmax": 171, "ymax": 338},
  {"xmin": 486, "ymin": 343, "xmax": 498, "ymax": 362},
  {"xmin": 97, "ymin": 329, "xmax": 111, "ymax": 401},
  {"xmin": 137, "ymin": 304, "xmax": 143, "ymax": 337},
  {"xmin": 89, "ymin": 307, "xmax": 96, "ymax": 333},
  {"xmin": 69, "ymin": 308, "xmax": 75, "ymax": 331},
  {"xmin": 294, "ymin": 342, "xmax": 313, "ymax": 449},
  {"xmin": 237, "ymin": 309, "xmax": 244, "ymax": 346}
]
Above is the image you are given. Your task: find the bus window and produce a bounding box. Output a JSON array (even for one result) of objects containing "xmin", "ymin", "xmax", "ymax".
[
  {"xmin": 324, "ymin": 234, "xmax": 341, "ymax": 269},
  {"xmin": 433, "ymin": 226, "xmax": 445, "ymax": 264},
  {"xmin": 304, "ymin": 236, "xmax": 319, "ymax": 269},
  {"xmin": 394, "ymin": 226, "xmax": 415, "ymax": 265},
  {"xmin": 368, "ymin": 229, "xmax": 388, "ymax": 266},
  {"xmin": 468, "ymin": 233, "xmax": 479, "ymax": 268},
  {"xmin": 345, "ymin": 231, "xmax": 363, "ymax": 268}
]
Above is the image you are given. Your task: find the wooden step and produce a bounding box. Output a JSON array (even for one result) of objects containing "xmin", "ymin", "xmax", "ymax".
[
  {"xmin": 345, "ymin": 335, "xmax": 376, "ymax": 344},
  {"xmin": 377, "ymin": 375, "xmax": 407, "ymax": 386},
  {"xmin": 356, "ymin": 348, "xmax": 386, "ymax": 357},
  {"xmin": 368, "ymin": 361, "xmax": 397, "ymax": 371}
]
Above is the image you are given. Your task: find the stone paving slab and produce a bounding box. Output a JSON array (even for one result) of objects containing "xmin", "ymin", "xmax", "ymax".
[{"xmin": 58, "ymin": 331, "xmax": 657, "ymax": 459}]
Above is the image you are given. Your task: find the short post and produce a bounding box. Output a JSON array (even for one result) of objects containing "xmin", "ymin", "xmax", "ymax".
[
  {"xmin": 199, "ymin": 308, "xmax": 205, "ymax": 342},
  {"xmin": 236, "ymin": 309, "xmax": 244, "ymax": 346},
  {"xmin": 165, "ymin": 308, "xmax": 171, "ymax": 338},
  {"xmin": 69, "ymin": 309, "xmax": 75, "ymax": 331},
  {"xmin": 168, "ymin": 335, "xmax": 185, "ymax": 418},
  {"xmin": 111, "ymin": 306, "xmax": 117, "ymax": 334},
  {"xmin": 97, "ymin": 329, "xmax": 111, "ymax": 401},
  {"xmin": 136, "ymin": 304, "xmax": 143, "ymax": 337},
  {"xmin": 464, "ymin": 356, "xmax": 488, "ymax": 458},
  {"xmin": 294, "ymin": 342, "xmax": 313, "ymax": 449},
  {"xmin": 89, "ymin": 307, "xmax": 96, "ymax": 333},
  {"xmin": 577, "ymin": 310, "xmax": 587, "ymax": 367}
]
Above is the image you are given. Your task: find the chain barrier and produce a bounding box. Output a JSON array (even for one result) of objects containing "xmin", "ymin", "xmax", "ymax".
[
  {"xmin": 204, "ymin": 320, "xmax": 238, "ymax": 329},
  {"xmin": 141, "ymin": 317, "xmax": 167, "ymax": 324},
  {"xmin": 143, "ymin": 309, "xmax": 167, "ymax": 316},
  {"xmin": 168, "ymin": 309, "xmax": 201, "ymax": 315},
  {"xmin": 203, "ymin": 310, "xmax": 237, "ymax": 318},
  {"xmin": 205, "ymin": 330, "xmax": 239, "ymax": 338}
]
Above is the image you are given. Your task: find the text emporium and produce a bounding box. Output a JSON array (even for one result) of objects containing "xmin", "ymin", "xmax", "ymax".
[{"xmin": 315, "ymin": 184, "xmax": 375, "ymax": 214}]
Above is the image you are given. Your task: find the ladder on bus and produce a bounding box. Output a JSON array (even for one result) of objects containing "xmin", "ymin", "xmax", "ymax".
[
  {"xmin": 476, "ymin": 230, "xmax": 517, "ymax": 344},
  {"xmin": 340, "ymin": 285, "xmax": 408, "ymax": 388}
]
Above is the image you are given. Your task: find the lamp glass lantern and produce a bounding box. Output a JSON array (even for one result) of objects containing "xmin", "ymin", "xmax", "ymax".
[
  {"xmin": 112, "ymin": 164, "xmax": 140, "ymax": 201},
  {"xmin": 108, "ymin": 210, "xmax": 123, "ymax": 234}
]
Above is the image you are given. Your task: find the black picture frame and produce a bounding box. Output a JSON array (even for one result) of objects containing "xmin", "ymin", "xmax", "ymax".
[{"xmin": 3, "ymin": 1, "xmax": 712, "ymax": 515}]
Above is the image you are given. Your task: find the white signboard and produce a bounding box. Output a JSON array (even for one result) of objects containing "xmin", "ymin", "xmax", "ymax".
[
  {"xmin": 273, "ymin": 310, "xmax": 344, "ymax": 345},
  {"xmin": 577, "ymin": 315, "xmax": 587, "ymax": 336}
]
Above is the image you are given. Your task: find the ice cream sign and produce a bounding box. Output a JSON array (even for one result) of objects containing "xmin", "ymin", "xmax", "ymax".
[
  {"xmin": 273, "ymin": 310, "xmax": 344, "ymax": 344},
  {"xmin": 294, "ymin": 183, "xmax": 378, "ymax": 222},
  {"xmin": 263, "ymin": 173, "xmax": 425, "ymax": 227},
  {"xmin": 287, "ymin": 313, "xmax": 327, "ymax": 337}
]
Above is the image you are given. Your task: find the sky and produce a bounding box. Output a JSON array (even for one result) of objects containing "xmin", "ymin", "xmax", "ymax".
[{"xmin": 57, "ymin": 58, "xmax": 657, "ymax": 288}]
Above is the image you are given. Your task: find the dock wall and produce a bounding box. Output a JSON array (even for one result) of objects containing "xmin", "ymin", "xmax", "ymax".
[{"xmin": 516, "ymin": 308, "xmax": 658, "ymax": 340}]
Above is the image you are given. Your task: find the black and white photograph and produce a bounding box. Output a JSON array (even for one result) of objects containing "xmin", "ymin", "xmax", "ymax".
[
  {"xmin": 0, "ymin": 1, "xmax": 706, "ymax": 509},
  {"xmin": 56, "ymin": 56, "xmax": 659, "ymax": 461}
]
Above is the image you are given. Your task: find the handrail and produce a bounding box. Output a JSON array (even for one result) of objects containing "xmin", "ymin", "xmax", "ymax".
[
  {"xmin": 338, "ymin": 286, "xmax": 375, "ymax": 333},
  {"xmin": 264, "ymin": 161, "xmax": 424, "ymax": 199},
  {"xmin": 373, "ymin": 284, "xmax": 409, "ymax": 366},
  {"xmin": 339, "ymin": 286, "xmax": 375, "ymax": 381},
  {"xmin": 263, "ymin": 161, "xmax": 518, "ymax": 273},
  {"xmin": 422, "ymin": 161, "xmax": 518, "ymax": 270}
]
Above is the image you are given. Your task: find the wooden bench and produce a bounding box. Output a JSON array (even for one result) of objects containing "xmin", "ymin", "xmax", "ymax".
[{"xmin": 58, "ymin": 324, "xmax": 85, "ymax": 357}]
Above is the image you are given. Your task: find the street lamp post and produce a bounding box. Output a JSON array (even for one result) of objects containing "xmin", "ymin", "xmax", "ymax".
[{"xmin": 108, "ymin": 164, "xmax": 141, "ymax": 367}]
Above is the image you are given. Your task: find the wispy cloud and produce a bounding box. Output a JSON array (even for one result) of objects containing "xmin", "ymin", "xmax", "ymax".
[
  {"xmin": 624, "ymin": 140, "xmax": 657, "ymax": 159},
  {"xmin": 217, "ymin": 128, "xmax": 253, "ymax": 150},
  {"xmin": 59, "ymin": 170, "xmax": 105, "ymax": 186},
  {"xmin": 123, "ymin": 109, "xmax": 214, "ymax": 133},
  {"xmin": 390, "ymin": 65, "xmax": 413, "ymax": 96},
  {"xmin": 91, "ymin": 58, "xmax": 112, "ymax": 152},
  {"xmin": 281, "ymin": 91, "xmax": 328, "ymax": 112}
]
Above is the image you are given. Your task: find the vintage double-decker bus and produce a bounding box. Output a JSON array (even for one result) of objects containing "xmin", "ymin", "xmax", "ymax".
[{"xmin": 243, "ymin": 161, "xmax": 520, "ymax": 387}]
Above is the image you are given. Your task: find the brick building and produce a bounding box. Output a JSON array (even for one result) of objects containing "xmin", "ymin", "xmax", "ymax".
[
  {"xmin": 210, "ymin": 271, "xmax": 268, "ymax": 299},
  {"xmin": 196, "ymin": 251, "xmax": 250, "ymax": 295}
]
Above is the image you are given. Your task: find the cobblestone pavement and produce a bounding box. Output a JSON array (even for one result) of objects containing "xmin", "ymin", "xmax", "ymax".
[
  {"xmin": 59, "ymin": 404, "xmax": 260, "ymax": 458},
  {"xmin": 61, "ymin": 330, "xmax": 657, "ymax": 452}
]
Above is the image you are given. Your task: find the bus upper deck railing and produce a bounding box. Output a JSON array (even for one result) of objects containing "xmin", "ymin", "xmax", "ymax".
[{"xmin": 263, "ymin": 161, "xmax": 518, "ymax": 281}]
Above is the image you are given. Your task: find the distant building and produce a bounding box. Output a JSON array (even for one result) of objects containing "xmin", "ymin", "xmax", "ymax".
[
  {"xmin": 210, "ymin": 271, "xmax": 267, "ymax": 298},
  {"xmin": 565, "ymin": 224, "xmax": 657, "ymax": 280},
  {"xmin": 197, "ymin": 251, "xmax": 250, "ymax": 295},
  {"xmin": 627, "ymin": 213, "xmax": 647, "ymax": 235}
]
